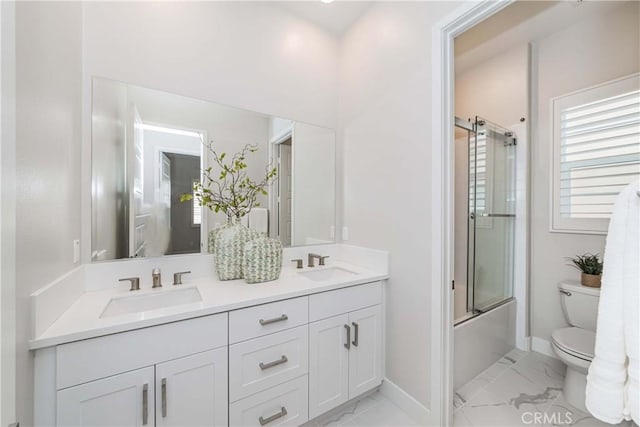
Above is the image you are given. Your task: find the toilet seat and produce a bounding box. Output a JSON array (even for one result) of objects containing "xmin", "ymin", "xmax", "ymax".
[{"xmin": 551, "ymin": 327, "xmax": 595, "ymax": 362}]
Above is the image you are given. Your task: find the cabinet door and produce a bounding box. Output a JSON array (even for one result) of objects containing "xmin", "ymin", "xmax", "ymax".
[
  {"xmin": 308, "ymin": 313, "xmax": 349, "ymax": 419},
  {"xmin": 57, "ymin": 366, "xmax": 154, "ymax": 427},
  {"xmin": 155, "ymin": 348, "xmax": 228, "ymax": 427},
  {"xmin": 348, "ymin": 305, "xmax": 382, "ymax": 398}
]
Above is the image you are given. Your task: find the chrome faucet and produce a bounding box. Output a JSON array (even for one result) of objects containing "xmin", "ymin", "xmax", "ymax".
[
  {"xmin": 307, "ymin": 253, "xmax": 329, "ymax": 267},
  {"xmin": 173, "ymin": 271, "xmax": 191, "ymax": 285},
  {"xmin": 119, "ymin": 277, "xmax": 140, "ymax": 291},
  {"xmin": 152, "ymin": 268, "xmax": 162, "ymax": 288}
]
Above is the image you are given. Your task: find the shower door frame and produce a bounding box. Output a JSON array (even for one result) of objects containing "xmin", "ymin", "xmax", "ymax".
[{"xmin": 430, "ymin": 1, "xmax": 516, "ymax": 426}]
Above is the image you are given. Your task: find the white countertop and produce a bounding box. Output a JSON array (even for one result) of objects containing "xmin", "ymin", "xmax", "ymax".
[{"xmin": 30, "ymin": 261, "xmax": 388, "ymax": 350}]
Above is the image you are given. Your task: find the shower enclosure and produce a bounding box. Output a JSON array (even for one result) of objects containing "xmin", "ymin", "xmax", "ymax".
[{"xmin": 455, "ymin": 116, "xmax": 516, "ymax": 324}]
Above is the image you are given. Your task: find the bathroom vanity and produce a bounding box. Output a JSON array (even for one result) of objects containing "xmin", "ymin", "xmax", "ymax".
[{"xmin": 30, "ymin": 248, "xmax": 388, "ymax": 427}]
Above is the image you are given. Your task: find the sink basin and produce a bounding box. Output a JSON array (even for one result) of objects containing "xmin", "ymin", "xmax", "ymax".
[
  {"xmin": 297, "ymin": 267, "xmax": 358, "ymax": 282},
  {"xmin": 101, "ymin": 287, "xmax": 202, "ymax": 318}
]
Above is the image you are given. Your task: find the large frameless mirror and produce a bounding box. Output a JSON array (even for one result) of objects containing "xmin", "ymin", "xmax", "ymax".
[{"xmin": 91, "ymin": 77, "xmax": 335, "ymax": 262}]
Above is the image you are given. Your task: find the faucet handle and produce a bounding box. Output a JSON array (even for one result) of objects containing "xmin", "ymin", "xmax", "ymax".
[
  {"xmin": 319, "ymin": 256, "xmax": 330, "ymax": 266},
  {"xmin": 119, "ymin": 277, "xmax": 141, "ymax": 291},
  {"xmin": 173, "ymin": 271, "xmax": 191, "ymax": 285},
  {"xmin": 291, "ymin": 259, "xmax": 303, "ymax": 269}
]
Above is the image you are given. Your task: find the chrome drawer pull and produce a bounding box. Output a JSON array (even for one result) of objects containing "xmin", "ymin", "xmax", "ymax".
[
  {"xmin": 344, "ymin": 324, "xmax": 351, "ymax": 350},
  {"xmin": 259, "ymin": 407, "xmax": 287, "ymax": 425},
  {"xmin": 259, "ymin": 355, "xmax": 288, "ymax": 370},
  {"xmin": 259, "ymin": 314, "xmax": 288, "ymax": 326},
  {"xmin": 161, "ymin": 378, "xmax": 167, "ymax": 418},
  {"xmin": 142, "ymin": 383, "xmax": 149, "ymax": 425},
  {"xmin": 352, "ymin": 322, "xmax": 359, "ymax": 347}
]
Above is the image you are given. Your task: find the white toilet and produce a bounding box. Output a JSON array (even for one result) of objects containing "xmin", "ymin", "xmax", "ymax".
[{"xmin": 551, "ymin": 281, "xmax": 600, "ymax": 413}]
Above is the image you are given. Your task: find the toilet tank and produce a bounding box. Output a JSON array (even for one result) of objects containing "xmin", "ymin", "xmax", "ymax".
[{"xmin": 558, "ymin": 281, "xmax": 601, "ymax": 331}]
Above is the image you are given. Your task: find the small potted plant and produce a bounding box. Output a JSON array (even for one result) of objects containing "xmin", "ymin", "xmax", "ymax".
[{"xmin": 567, "ymin": 253, "xmax": 603, "ymax": 288}]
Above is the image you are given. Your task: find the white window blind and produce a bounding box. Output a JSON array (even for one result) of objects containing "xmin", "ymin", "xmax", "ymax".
[
  {"xmin": 469, "ymin": 132, "xmax": 487, "ymax": 214},
  {"xmin": 469, "ymin": 130, "xmax": 494, "ymax": 228},
  {"xmin": 192, "ymin": 183, "xmax": 202, "ymax": 226},
  {"xmin": 552, "ymin": 73, "xmax": 640, "ymax": 233}
]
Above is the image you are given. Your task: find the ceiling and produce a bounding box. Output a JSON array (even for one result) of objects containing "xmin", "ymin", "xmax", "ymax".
[
  {"xmin": 274, "ymin": 1, "xmax": 372, "ymax": 37},
  {"xmin": 455, "ymin": 0, "xmax": 629, "ymax": 73}
]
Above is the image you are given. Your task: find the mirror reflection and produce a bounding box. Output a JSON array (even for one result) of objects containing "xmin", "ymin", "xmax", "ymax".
[{"xmin": 91, "ymin": 77, "xmax": 335, "ymax": 261}]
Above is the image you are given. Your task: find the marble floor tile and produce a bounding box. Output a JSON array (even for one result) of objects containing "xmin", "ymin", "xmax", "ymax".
[
  {"xmin": 505, "ymin": 348, "xmax": 529, "ymax": 363},
  {"xmin": 307, "ymin": 391, "xmax": 384, "ymax": 427},
  {"xmin": 483, "ymin": 365, "xmax": 561, "ymax": 410},
  {"xmin": 350, "ymin": 399, "xmax": 418, "ymax": 427},
  {"xmin": 543, "ymin": 393, "xmax": 637, "ymax": 427},
  {"xmin": 457, "ymin": 389, "xmax": 539, "ymax": 427},
  {"xmin": 510, "ymin": 352, "xmax": 566, "ymax": 390}
]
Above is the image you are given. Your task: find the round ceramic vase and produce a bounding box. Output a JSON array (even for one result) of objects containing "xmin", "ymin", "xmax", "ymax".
[
  {"xmin": 213, "ymin": 218, "xmax": 260, "ymax": 281},
  {"xmin": 243, "ymin": 237, "xmax": 283, "ymax": 284}
]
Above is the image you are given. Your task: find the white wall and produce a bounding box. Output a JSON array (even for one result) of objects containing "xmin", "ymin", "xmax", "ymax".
[
  {"xmin": 339, "ymin": 1, "xmax": 461, "ymax": 408},
  {"xmin": 81, "ymin": 1, "xmax": 340, "ymax": 261},
  {"xmin": 530, "ymin": 1, "xmax": 640, "ymax": 342},
  {"xmin": 15, "ymin": 2, "xmax": 83, "ymax": 425}
]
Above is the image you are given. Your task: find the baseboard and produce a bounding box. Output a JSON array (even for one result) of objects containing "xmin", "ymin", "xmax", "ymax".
[
  {"xmin": 380, "ymin": 378, "xmax": 430, "ymax": 425},
  {"xmin": 531, "ymin": 336, "xmax": 558, "ymax": 359},
  {"xmin": 517, "ymin": 335, "xmax": 532, "ymax": 352}
]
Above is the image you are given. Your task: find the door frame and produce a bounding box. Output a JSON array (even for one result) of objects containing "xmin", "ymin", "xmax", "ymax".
[
  {"xmin": 0, "ymin": 1, "xmax": 17, "ymax": 425},
  {"xmin": 269, "ymin": 128, "xmax": 293, "ymax": 243},
  {"xmin": 429, "ymin": 1, "xmax": 513, "ymax": 425}
]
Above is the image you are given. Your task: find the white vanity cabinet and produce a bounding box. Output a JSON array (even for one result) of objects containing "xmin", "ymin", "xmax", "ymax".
[
  {"xmin": 57, "ymin": 348, "xmax": 228, "ymax": 427},
  {"xmin": 57, "ymin": 366, "xmax": 155, "ymax": 427},
  {"xmin": 35, "ymin": 281, "xmax": 385, "ymax": 427},
  {"xmin": 155, "ymin": 348, "xmax": 228, "ymax": 427},
  {"xmin": 49, "ymin": 313, "xmax": 229, "ymax": 427},
  {"xmin": 308, "ymin": 283, "xmax": 383, "ymax": 419}
]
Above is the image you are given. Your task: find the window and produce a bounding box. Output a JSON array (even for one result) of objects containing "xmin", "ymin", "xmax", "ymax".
[
  {"xmin": 192, "ymin": 181, "xmax": 202, "ymax": 226},
  {"xmin": 552, "ymin": 74, "xmax": 640, "ymax": 233},
  {"xmin": 469, "ymin": 130, "xmax": 494, "ymax": 228}
]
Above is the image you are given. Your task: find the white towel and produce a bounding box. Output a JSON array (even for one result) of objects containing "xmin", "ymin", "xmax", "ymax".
[
  {"xmin": 586, "ymin": 179, "xmax": 640, "ymax": 424},
  {"xmin": 248, "ymin": 208, "xmax": 268, "ymax": 234}
]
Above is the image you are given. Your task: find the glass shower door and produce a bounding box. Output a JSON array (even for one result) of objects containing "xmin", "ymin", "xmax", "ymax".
[{"xmin": 467, "ymin": 117, "xmax": 516, "ymax": 313}]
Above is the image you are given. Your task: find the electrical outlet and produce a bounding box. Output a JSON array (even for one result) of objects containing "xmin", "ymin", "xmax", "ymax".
[
  {"xmin": 73, "ymin": 240, "xmax": 80, "ymax": 263},
  {"xmin": 342, "ymin": 226, "xmax": 349, "ymax": 241},
  {"xmin": 330, "ymin": 226, "xmax": 335, "ymax": 239}
]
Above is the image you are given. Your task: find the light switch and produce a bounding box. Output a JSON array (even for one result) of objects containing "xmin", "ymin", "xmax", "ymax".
[
  {"xmin": 73, "ymin": 240, "xmax": 80, "ymax": 263},
  {"xmin": 342, "ymin": 226, "xmax": 349, "ymax": 241}
]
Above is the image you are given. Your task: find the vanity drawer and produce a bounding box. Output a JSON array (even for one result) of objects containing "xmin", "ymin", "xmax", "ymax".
[
  {"xmin": 230, "ymin": 375, "xmax": 309, "ymax": 427},
  {"xmin": 229, "ymin": 296, "xmax": 308, "ymax": 344},
  {"xmin": 56, "ymin": 313, "xmax": 227, "ymax": 390},
  {"xmin": 309, "ymin": 282, "xmax": 382, "ymax": 322},
  {"xmin": 229, "ymin": 325, "xmax": 308, "ymax": 402}
]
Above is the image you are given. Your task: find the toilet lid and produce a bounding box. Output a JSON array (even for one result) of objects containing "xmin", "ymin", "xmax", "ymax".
[{"xmin": 552, "ymin": 327, "xmax": 595, "ymax": 361}]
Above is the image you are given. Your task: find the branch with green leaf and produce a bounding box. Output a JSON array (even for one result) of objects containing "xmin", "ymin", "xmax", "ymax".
[{"xmin": 180, "ymin": 142, "xmax": 277, "ymax": 220}]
